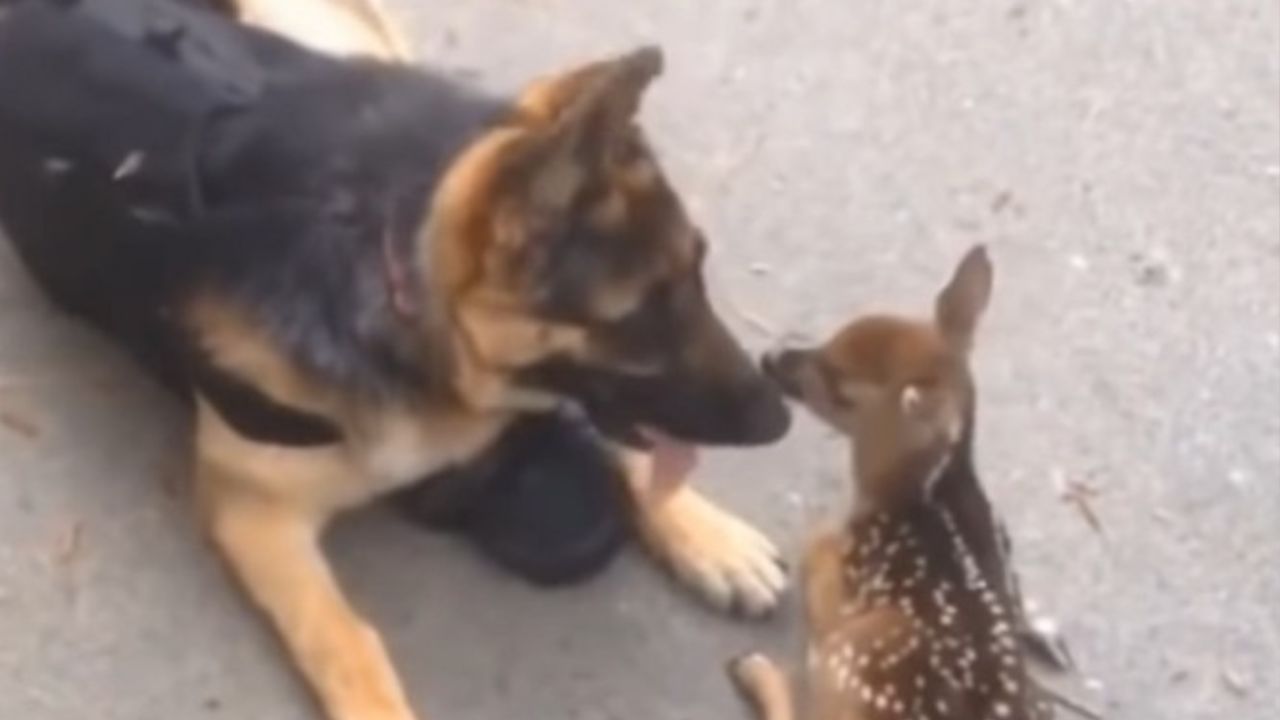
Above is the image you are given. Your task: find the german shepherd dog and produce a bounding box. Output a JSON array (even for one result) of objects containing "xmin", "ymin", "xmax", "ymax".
[
  {"xmin": 728, "ymin": 247, "xmax": 1064, "ymax": 720},
  {"xmin": 0, "ymin": 1, "xmax": 792, "ymax": 718}
]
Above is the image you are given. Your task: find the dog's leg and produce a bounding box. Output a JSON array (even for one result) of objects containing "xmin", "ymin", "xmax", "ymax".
[
  {"xmin": 728, "ymin": 654, "xmax": 795, "ymax": 720},
  {"xmin": 195, "ymin": 410, "xmax": 418, "ymax": 720},
  {"xmin": 619, "ymin": 450, "xmax": 788, "ymax": 617},
  {"xmin": 200, "ymin": 471, "xmax": 418, "ymax": 720}
]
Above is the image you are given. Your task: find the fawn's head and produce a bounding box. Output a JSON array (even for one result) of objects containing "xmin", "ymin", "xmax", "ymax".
[{"xmin": 763, "ymin": 246, "xmax": 993, "ymax": 507}]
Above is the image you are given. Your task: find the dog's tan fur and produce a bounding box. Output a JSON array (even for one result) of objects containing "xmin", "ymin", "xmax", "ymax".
[
  {"xmin": 227, "ymin": 0, "xmax": 413, "ymax": 60},
  {"xmin": 179, "ymin": 4, "xmax": 788, "ymax": 719}
]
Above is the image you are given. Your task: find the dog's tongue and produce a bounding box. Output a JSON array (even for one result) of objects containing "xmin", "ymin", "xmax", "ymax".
[{"xmin": 639, "ymin": 426, "xmax": 699, "ymax": 494}]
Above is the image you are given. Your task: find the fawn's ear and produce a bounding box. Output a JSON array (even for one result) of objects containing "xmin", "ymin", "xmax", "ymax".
[{"xmin": 934, "ymin": 245, "xmax": 993, "ymax": 351}]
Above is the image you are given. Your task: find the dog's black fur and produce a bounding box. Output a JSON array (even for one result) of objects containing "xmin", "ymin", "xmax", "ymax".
[
  {"xmin": 0, "ymin": 0, "xmax": 490, "ymax": 404},
  {"xmin": 0, "ymin": 0, "xmax": 628, "ymax": 585}
]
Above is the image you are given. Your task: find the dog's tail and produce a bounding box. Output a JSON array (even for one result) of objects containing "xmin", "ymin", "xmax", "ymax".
[{"xmin": 204, "ymin": 0, "xmax": 413, "ymax": 62}]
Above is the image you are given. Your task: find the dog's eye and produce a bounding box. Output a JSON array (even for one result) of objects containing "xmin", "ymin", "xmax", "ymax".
[
  {"xmin": 611, "ymin": 280, "xmax": 670, "ymax": 329},
  {"xmin": 527, "ymin": 209, "xmax": 567, "ymax": 247}
]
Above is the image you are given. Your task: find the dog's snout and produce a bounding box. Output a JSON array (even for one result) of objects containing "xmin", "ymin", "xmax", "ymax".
[
  {"xmin": 760, "ymin": 348, "xmax": 807, "ymax": 398},
  {"xmin": 732, "ymin": 378, "xmax": 791, "ymax": 444},
  {"xmin": 760, "ymin": 350, "xmax": 781, "ymax": 377}
]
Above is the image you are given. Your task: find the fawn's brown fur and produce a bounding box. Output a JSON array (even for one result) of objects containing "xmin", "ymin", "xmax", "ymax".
[{"xmin": 731, "ymin": 246, "xmax": 1055, "ymax": 720}]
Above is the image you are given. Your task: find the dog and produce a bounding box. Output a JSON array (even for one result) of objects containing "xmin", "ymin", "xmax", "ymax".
[
  {"xmin": 728, "ymin": 247, "xmax": 1060, "ymax": 719},
  {"xmin": 0, "ymin": 1, "xmax": 793, "ymax": 719},
  {"xmin": 200, "ymin": 0, "xmax": 637, "ymax": 587}
]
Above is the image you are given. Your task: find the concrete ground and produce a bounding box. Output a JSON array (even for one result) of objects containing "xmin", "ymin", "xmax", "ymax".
[{"xmin": 2, "ymin": 0, "xmax": 1277, "ymax": 718}]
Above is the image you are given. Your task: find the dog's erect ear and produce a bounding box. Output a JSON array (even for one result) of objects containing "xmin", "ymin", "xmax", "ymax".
[
  {"xmin": 508, "ymin": 46, "xmax": 664, "ymax": 209},
  {"xmin": 934, "ymin": 245, "xmax": 994, "ymax": 351},
  {"xmin": 517, "ymin": 45, "xmax": 664, "ymax": 128}
]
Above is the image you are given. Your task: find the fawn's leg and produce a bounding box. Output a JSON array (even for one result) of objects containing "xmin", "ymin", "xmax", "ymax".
[
  {"xmin": 728, "ymin": 654, "xmax": 796, "ymax": 720},
  {"xmin": 801, "ymin": 529, "xmax": 848, "ymax": 636}
]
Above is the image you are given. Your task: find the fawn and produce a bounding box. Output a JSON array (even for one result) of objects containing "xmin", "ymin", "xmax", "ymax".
[{"xmin": 731, "ymin": 246, "xmax": 1057, "ymax": 720}]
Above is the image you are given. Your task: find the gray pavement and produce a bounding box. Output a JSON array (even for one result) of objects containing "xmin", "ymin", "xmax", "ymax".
[{"xmin": 2, "ymin": 1, "xmax": 1278, "ymax": 718}]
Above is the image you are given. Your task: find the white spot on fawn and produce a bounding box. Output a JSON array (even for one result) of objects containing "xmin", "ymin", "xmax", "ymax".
[{"xmin": 1031, "ymin": 615, "xmax": 1059, "ymax": 638}]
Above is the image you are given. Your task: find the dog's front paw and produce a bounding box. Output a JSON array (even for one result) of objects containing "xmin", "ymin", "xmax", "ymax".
[{"xmin": 636, "ymin": 487, "xmax": 788, "ymax": 617}]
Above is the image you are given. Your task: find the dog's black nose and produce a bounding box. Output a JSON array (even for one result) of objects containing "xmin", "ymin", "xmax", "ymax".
[
  {"xmin": 733, "ymin": 379, "xmax": 791, "ymax": 444},
  {"xmin": 759, "ymin": 349, "xmax": 806, "ymax": 398},
  {"xmin": 759, "ymin": 349, "xmax": 784, "ymax": 378}
]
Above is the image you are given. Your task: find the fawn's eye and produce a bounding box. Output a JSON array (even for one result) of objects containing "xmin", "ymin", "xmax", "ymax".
[
  {"xmin": 819, "ymin": 363, "xmax": 860, "ymax": 410},
  {"xmin": 833, "ymin": 389, "xmax": 859, "ymax": 411},
  {"xmin": 910, "ymin": 375, "xmax": 940, "ymax": 391}
]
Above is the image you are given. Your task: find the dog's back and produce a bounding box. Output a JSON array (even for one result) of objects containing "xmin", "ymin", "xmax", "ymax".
[{"xmin": 0, "ymin": 0, "xmax": 497, "ymax": 397}]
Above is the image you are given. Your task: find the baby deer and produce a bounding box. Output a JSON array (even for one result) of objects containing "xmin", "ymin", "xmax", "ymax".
[{"xmin": 732, "ymin": 246, "xmax": 1056, "ymax": 720}]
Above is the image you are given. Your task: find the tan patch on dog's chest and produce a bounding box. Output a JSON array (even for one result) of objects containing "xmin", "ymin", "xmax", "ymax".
[
  {"xmin": 349, "ymin": 403, "xmax": 510, "ymax": 491},
  {"xmin": 184, "ymin": 292, "xmax": 513, "ymax": 511},
  {"xmin": 196, "ymin": 397, "xmax": 510, "ymax": 515}
]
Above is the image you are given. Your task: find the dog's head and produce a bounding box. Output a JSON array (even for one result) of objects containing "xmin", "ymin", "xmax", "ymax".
[
  {"xmin": 427, "ymin": 46, "xmax": 789, "ymax": 447},
  {"xmin": 761, "ymin": 246, "xmax": 993, "ymax": 498}
]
